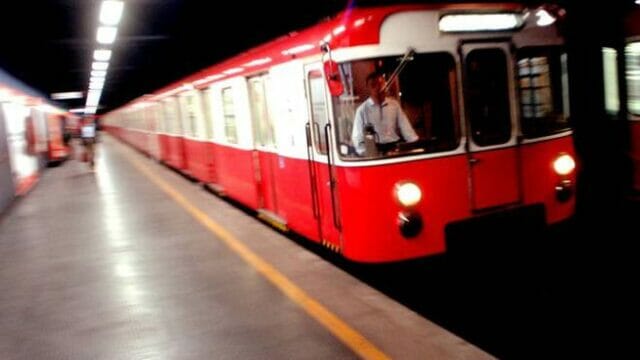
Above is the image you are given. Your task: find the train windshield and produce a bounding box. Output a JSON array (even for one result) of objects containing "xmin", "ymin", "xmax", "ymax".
[
  {"xmin": 332, "ymin": 52, "xmax": 459, "ymax": 160},
  {"xmin": 517, "ymin": 48, "xmax": 571, "ymax": 138}
]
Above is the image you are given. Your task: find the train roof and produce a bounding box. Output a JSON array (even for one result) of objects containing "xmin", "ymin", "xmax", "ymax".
[{"xmin": 114, "ymin": 2, "xmax": 525, "ymax": 112}]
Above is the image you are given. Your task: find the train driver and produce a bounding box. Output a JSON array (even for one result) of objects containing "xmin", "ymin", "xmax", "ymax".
[{"xmin": 351, "ymin": 70, "xmax": 418, "ymax": 156}]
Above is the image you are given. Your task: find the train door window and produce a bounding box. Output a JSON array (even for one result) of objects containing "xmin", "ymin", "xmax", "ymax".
[
  {"xmin": 602, "ymin": 48, "xmax": 620, "ymax": 115},
  {"xmin": 153, "ymin": 104, "xmax": 165, "ymax": 133},
  {"xmin": 332, "ymin": 52, "xmax": 459, "ymax": 160},
  {"xmin": 308, "ymin": 70, "xmax": 329, "ymax": 154},
  {"xmin": 517, "ymin": 48, "xmax": 571, "ymax": 137},
  {"xmin": 465, "ymin": 48, "xmax": 511, "ymax": 146},
  {"xmin": 221, "ymin": 87, "xmax": 238, "ymax": 144},
  {"xmin": 626, "ymin": 42, "xmax": 640, "ymax": 116},
  {"xmin": 248, "ymin": 75, "xmax": 275, "ymax": 147},
  {"xmin": 201, "ymin": 89, "xmax": 215, "ymax": 140},
  {"xmin": 178, "ymin": 95, "xmax": 194, "ymax": 137},
  {"xmin": 163, "ymin": 98, "xmax": 180, "ymax": 135}
]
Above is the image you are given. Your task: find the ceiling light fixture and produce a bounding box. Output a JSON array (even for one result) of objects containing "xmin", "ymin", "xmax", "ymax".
[{"xmin": 100, "ymin": 1, "xmax": 124, "ymax": 25}]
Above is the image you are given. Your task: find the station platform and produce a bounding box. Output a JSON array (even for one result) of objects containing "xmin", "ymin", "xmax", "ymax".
[{"xmin": 0, "ymin": 135, "xmax": 493, "ymax": 359}]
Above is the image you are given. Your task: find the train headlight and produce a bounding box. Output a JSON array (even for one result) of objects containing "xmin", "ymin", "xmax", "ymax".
[
  {"xmin": 553, "ymin": 154, "xmax": 575, "ymax": 176},
  {"xmin": 395, "ymin": 182, "xmax": 422, "ymax": 207}
]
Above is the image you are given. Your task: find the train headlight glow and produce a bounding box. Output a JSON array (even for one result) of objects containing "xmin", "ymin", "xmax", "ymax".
[
  {"xmin": 553, "ymin": 154, "xmax": 575, "ymax": 175},
  {"xmin": 395, "ymin": 182, "xmax": 422, "ymax": 207}
]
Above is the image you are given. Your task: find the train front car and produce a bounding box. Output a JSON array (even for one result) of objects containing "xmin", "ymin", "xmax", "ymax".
[{"xmin": 318, "ymin": 4, "xmax": 576, "ymax": 262}]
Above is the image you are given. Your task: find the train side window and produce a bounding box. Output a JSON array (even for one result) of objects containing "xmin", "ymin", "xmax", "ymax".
[
  {"xmin": 308, "ymin": 70, "xmax": 329, "ymax": 154},
  {"xmin": 517, "ymin": 47, "xmax": 571, "ymax": 137},
  {"xmin": 163, "ymin": 98, "xmax": 180, "ymax": 135},
  {"xmin": 626, "ymin": 42, "xmax": 640, "ymax": 116},
  {"xmin": 248, "ymin": 76, "xmax": 275, "ymax": 147},
  {"xmin": 201, "ymin": 89, "xmax": 215, "ymax": 140},
  {"xmin": 221, "ymin": 87, "xmax": 238, "ymax": 144},
  {"xmin": 465, "ymin": 48, "xmax": 512, "ymax": 146}
]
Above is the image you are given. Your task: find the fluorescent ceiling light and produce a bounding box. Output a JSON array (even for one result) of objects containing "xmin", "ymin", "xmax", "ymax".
[
  {"xmin": 439, "ymin": 14, "xmax": 523, "ymax": 32},
  {"xmin": 51, "ymin": 91, "xmax": 83, "ymax": 100},
  {"xmin": 97, "ymin": 26, "xmax": 118, "ymax": 44},
  {"xmin": 70, "ymin": 108, "xmax": 86, "ymax": 113},
  {"xmin": 91, "ymin": 70, "xmax": 107, "ymax": 78},
  {"xmin": 92, "ymin": 61, "xmax": 109, "ymax": 71},
  {"xmin": 94, "ymin": 49, "xmax": 112, "ymax": 61},
  {"xmin": 89, "ymin": 83, "xmax": 104, "ymax": 90},
  {"xmin": 90, "ymin": 77, "xmax": 105, "ymax": 84},
  {"xmin": 100, "ymin": 1, "xmax": 124, "ymax": 26}
]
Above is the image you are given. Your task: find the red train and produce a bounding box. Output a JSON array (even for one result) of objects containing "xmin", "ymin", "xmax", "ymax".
[{"xmin": 104, "ymin": 2, "xmax": 577, "ymax": 262}]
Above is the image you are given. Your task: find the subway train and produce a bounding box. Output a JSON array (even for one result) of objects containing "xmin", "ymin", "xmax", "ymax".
[
  {"xmin": 103, "ymin": 2, "xmax": 577, "ymax": 262},
  {"xmin": 1, "ymin": 68, "xmax": 75, "ymax": 212},
  {"xmin": 624, "ymin": 7, "xmax": 640, "ymax": 191}
]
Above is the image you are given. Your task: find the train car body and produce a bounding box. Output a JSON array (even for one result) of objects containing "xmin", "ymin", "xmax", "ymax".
[
  {"xmin": 104, "ymin": 3, "xmax": 577, "ymax": 262},
  {"xmin": 623, "ymin": 7, "xmax": 640, "ymax": 191},
  {"xmin": 1, "ymin": 68, "xmax": 72, "ymax": 212}
]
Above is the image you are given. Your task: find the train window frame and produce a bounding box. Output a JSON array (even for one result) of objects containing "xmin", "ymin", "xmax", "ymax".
[
  {"xmin": 221, "ymin": 86, "xmax": 238, "ymax": 144},
  {"xmin": 516, "ymin": 46, "xmax": 571, "ymax": 138},
  {"xmin": 200, "ymin": 88, "xmax": 215, "ymax": 141},
  {"xmin": 626, "ymin": 42, "xmax": 640, "ymax": 117},
  {"xmin": 464, "ymin": 47, "xmax": 513, "ymax": 147},
  {"xmin": 307, "ymin": 69, "xmax": 330, "ymax": 155},
  {"xmin": 248, "ymin": 74, "xmax": 276, "ymax": 148},
  {"xmin": 332, "ymin": 51, "xmax": 460, "ymax": 161}
]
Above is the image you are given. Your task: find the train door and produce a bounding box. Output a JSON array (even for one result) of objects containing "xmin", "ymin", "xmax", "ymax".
[
  {"xmin": 462, "ymin": 43, "xmax": 522, "ymax": 210},
  {"xmin": 305, "ymin": 65, "xmax": 341, "ymax": 249},
  {"xmin": 248, "ymin": 74, "xmax": 279, "ymax": 215}
]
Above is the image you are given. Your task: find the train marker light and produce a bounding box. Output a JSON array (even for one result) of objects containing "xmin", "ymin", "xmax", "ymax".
[
  {"xmin": 395, "ymin": 182, "xmax": 422, "ymax": 207},
  {"xmin": 553, "ymin": 154, "xmax": 575, "ymax": 176},
  {"xmin": 439, "ymin": 13, "xmax": 523, "ymax": 32},
  {"xmin": 535, "ymin": 9, "xmax": 556, "ymax": 26}
]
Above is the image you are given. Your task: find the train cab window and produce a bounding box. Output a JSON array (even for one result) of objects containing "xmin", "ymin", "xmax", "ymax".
[
  {"xmin": 602, "ymin": 48, "xmax": 620, "ymax": 115},
  {"xmin": 333, "ymin": 52, "xmax": 459, "ymax": 160},
  {"xmin": 308, "ymin": 70, "xmax": 329, "ymax": 154},
  {"xmin": 221, "ymin": 87, "xmax": 238, "ymax": 144},
  {"xmin": 626, "ymin": 42, "xmax": 640, "ymax": 116},
  {"xmin": 517, "ymin": 48, "xmax": 571, "ymax": 137},
  {"xmin": 465, "ymin": 48, "xmax": 512, "ymax": 146}
]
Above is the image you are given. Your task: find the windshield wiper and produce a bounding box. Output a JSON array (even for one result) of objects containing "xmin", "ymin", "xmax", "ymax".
[{"xmin": 382, "ymin": 47, "xmax": 415, "ymax": 93}]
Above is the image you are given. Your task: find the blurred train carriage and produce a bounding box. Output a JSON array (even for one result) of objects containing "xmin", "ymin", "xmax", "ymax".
[{"xmin": 103, "ymin": 2, "xmax": 577, "ymax": 262}]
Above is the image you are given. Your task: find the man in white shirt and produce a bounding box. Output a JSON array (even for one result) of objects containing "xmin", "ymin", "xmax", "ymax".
[{"xmin": 351, "ymin": 71, "xmax": 418, "ymax": 156}]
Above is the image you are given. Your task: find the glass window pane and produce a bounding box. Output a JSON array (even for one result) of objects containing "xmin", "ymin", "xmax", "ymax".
[
  {"xmin": 222, "ymin": 87, "xmax": 238, "ymax": 144},
  {"xmin": 308, "ymin": 71, "xmax": 328, "ymax": 154},
  {"xmin": 518, "ymin": 48, "xmax": 571, "ymax": 137},
  {"xmin": 333, "ymin": 52, "xmax": 459, "ymax": 160},
  {"xmin": 466, "ymin": 48, "xmax": 511, "ymax": 146},
  {"xmin": 201, "ymin": 89, "xmax": 214, "ymax": 140}
]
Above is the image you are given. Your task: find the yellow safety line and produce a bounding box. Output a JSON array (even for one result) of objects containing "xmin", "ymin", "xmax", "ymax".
[{"xmin": 123, "ymin": 148, "xmax": 390, "ymax": 360}]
